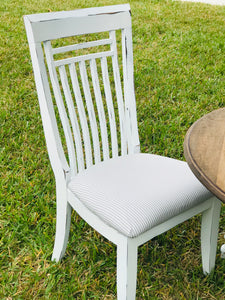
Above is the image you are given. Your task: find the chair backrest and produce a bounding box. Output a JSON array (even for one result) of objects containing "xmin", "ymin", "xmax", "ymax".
[{"xmin": 24, "ymin": 4, "xmax": 140, "ymax": 179}]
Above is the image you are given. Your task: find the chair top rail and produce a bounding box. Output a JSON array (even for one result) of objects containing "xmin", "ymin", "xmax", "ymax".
[
  {"xmin": 24, "ymin": 4, "xmax": 130, "ymax": 22},
  {"xmin": 24, "ymin": 4, "xmax": 131, "ymax": 43}
]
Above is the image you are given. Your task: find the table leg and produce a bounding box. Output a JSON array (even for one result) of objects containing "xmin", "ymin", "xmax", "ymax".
[{"xmin": 221, "ymin": 242, "xmax": 225, "ymax": 258}]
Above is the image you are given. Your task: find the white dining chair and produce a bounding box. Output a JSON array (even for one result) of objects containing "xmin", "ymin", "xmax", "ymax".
[{"xmin": 24, "ymin": 4, "xmax": 221, "ymax": 299}]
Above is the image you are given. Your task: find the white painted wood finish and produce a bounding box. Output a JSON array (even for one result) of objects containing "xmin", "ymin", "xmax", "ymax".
[
  {"xmin": 201, "ymin": 198, "xmax": 221, "ymax": 274},
  {"xmin": 24, "ymin": 5, "xmax": 221, "ymax": 299}
]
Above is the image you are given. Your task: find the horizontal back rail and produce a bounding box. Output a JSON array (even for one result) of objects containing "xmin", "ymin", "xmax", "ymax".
[
  {"xmin": 52, "ymin": 38, "xmax": 113, "ymax": 55},
  {"xmin": 26, "ymin": 5, "xmax": 131, "ymax": 42},
  {"xmin": 54, "ymin": 51, "xmax": 114, "ymax": 67}
]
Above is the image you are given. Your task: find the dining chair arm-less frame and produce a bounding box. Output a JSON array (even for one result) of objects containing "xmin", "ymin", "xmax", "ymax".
[{"xmin": 24, "ymin": 4, "xmax": 221, "ymax": 299}]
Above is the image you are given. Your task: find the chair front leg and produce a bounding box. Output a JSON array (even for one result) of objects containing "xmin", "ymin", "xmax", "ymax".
[
  {"xmin": 117, "ymin": 238, "xmax": 138, "ymax": 300},
  {"xmin": 52, "ymin": 184, "xmax": 71, "ymax": 262},
  {"xmin": 201, "ymin": 197, "xmax": 221, "ymax": 274}
]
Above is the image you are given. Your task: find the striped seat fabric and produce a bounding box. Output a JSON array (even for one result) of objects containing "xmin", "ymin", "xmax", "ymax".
[{"xmin": 68, "ymin": 153, "xmax": 211, "ymax": 237}]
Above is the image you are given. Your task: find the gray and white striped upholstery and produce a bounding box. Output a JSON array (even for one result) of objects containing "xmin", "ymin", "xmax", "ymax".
[{"xmin": 68, "ymin": 154, "xmax": 211, "ymax": 237}]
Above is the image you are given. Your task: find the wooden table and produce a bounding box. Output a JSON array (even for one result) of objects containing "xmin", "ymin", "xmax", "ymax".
[{"xmin": 184, "ymin": 108, "xmax": 225, "ymax": 203}]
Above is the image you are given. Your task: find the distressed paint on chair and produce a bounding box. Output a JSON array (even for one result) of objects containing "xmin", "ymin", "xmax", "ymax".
[{"xmin": 24, "ymin": 4, "xmax": 221, "ymax": 299}]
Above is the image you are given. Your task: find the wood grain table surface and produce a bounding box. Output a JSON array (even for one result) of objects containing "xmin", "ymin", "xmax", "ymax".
[{"xmin": 184, "ymin": 108, "xmax": 225, "ymax": 203}]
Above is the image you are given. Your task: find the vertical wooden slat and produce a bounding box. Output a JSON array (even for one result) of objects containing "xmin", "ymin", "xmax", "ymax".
[
  {"xmin": 69, "ymin": 63, "xmax": 93, "ymax": 168},
  {"xmin": 59, "ymin": 65, "xmax": 85, "ymax": 172},
  {"xmin": 122, "ymin": 28, "xmax": 140, "ymax": 154},
  {"xmin": 101, "ymin": 56, "xmax": 118, "ymax": 158},
  {"xmin": 44, "ymin": 41, "xmax": 77, "ymax": 175},
  {"xmin": 79, "ymin": 60, "xmax": 101, "ymax": 164},
  {"xmin": 110, "ymin": 30, "xmax": 127, "ymax": 156},
  {"xmin": 42, "ymin": 22, "xmax": 138, "ymax": 171},
  {"xmin": 90, "ymin": 59, "xmax": 110, "ymax": 161}
]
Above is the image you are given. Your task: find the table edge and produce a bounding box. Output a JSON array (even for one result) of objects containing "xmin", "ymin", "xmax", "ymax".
[{"xmin": 184, "ymin": 123, "xmax": 225, "ymax": 203}]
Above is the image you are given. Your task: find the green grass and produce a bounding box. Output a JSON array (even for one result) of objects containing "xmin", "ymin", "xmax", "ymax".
[{"xmin": 1, "ymin": 0, "xmax": 225, "ymax": 298}]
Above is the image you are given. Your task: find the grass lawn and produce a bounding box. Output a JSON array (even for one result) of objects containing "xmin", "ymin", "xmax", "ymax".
[{"xmin": 1, "ymin": 0, "xmax": 225, "ymax": 298}]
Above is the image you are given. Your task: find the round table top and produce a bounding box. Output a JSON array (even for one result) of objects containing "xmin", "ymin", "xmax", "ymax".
[{"xmin": 184, "ymin": 108, "xmax": 225, "ymax": 203}]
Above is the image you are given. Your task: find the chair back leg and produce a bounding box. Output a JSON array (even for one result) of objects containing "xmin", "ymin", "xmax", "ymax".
[
  {"xmin": 117, "ymin": 238, "xmax": 138, "ymax": 300},
  {"xmin": 201, "ymin": 197, "xmax": 221, "ymax": 274}
]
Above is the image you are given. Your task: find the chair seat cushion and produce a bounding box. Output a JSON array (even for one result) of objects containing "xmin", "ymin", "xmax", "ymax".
[{"xmin": 68, "ymin": 153, "xmax": 212, "ymax": 237}]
